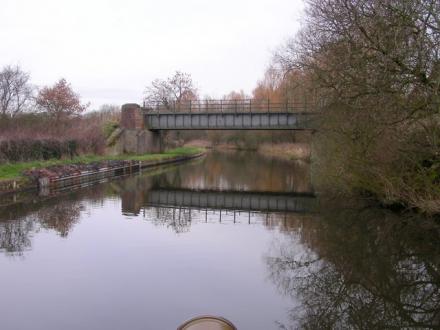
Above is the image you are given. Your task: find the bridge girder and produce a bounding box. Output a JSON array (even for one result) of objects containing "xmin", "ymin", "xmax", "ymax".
[{"xmin": 144, "ymin": 112, "xmax": 316, "ymax": 130}]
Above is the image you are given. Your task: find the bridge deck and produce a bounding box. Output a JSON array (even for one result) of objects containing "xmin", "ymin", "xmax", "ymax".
[
  {"xmin": 144, "ymin": 112, "xmax": 315, "ymax": 130},
  {"xmin": 142, "ymin": 100, "xmax": 317, "ymax": 130}
]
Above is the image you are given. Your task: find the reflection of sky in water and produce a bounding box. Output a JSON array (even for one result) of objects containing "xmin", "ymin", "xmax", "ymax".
[
  {"xmin": 0, "ymin": 197, "xmax": 295, "ymax": 330},
  {"xmin": 0, "ymin": 152, "xmax": 438, "ymax": 330}
]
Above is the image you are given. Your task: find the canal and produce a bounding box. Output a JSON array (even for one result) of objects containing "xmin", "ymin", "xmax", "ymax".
[{"xmin": 0, "ymin": 151, "xmax": 439, "ymax": 329}]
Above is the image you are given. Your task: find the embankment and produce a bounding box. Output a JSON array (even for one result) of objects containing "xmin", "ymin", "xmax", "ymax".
[
  {"xmin": 0, "ymin": 147, "xmax": 205, "ymax": 194},
  {"xmin": 185, "ymin": 140, "xmax": 310, "ymax": 161},
  {"xmin": 257, "ymin": 143, "xmax": 310, "ymax": 162}
]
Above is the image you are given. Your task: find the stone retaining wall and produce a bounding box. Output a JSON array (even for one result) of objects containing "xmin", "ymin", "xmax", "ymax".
[{"xmin": 0, "ymin": 152, "xmax": 204, "ymax": 196}]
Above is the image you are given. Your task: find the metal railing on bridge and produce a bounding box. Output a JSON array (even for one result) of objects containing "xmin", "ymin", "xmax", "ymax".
[{"xmin": 142, "ymin": 99, "xmax": 317, "ymax": 114}]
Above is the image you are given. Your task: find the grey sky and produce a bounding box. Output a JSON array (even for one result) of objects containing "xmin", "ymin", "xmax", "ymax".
[{"xmin": 1, "ymin": 0, "xmax": 304, "ymax": 109}]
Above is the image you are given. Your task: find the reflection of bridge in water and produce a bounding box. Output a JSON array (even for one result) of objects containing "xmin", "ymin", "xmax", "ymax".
[
  {"xmin": 123, "ymin": 188, "xmax": 317, "ymax": 230},
  {"xmin": 142, "ymin": 206, "xmax": 305, "ymax": 230},
  {"xmin": 146, "ymin": 188, "xmax": 316, "ymax": 213}
]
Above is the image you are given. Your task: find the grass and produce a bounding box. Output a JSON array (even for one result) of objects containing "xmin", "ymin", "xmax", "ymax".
[
  {"xmin": 0, "ymin": 147, "xmax": 204, "ymax": 181},
  {"xmin": 258, "ymin": 143, "xmax": 311, "ymax": 161}
]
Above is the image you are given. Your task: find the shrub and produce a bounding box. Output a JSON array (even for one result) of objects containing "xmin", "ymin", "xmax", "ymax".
[
  {"xmin": 103, "ymin": 120, "xmax": 120, "ymax": 138},
  {"xmin": 0, "ymin": 139, "xmax": 78, "ymax": 163}
]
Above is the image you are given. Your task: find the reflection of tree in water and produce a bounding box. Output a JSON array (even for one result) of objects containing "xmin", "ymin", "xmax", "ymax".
[
  {"xmin": 157, "ymin": 151, "xmax": 312, "ymax": 193},
  {"xmin": 36, "ymin": 201, "xmax": 84, "ymax": 237},
  {"xmin": 0, "ymin": 184, "xmax": 112, "ymax": 255},
  {"xmin": 0, "ymin": 200, "xmax": 84, "ymax": 255},
  {"xmin": 144, "ymin": 207, "xmax": 192, "ymax": 234},
  {"xmin": 0, "ymin": 218, "xmax": 35, "ymax": 256},
  {"xmin": 266, "ymin": 203, "xmax": 440, "ymax": 329}
]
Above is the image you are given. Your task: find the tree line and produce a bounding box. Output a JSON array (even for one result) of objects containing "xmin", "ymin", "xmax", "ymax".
[
  {"xmin": 271, "ymin": 0, "xmax": 439, "ymax": 213},
  {"xmin": 0, "ymin": 66, "xmax": 119, "ymax": 161},
  {"xmin": 0, "ymin": 65, "xmax": 88, "ymax": 120}
]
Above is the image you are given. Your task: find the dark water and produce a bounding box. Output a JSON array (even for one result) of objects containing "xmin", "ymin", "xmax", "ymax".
[{"xmin": 0, "ymin": 151, "xmax": 439, "ymax": 330}]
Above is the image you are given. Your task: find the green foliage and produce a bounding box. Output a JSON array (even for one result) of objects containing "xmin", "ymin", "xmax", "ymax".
[
  {"xmin": 102, "ymin": 120, "xmax": 119, "ymax": 138},
  {"xmin": 162, "ymin": 146, "xmax": 203, "ymax": 156}
]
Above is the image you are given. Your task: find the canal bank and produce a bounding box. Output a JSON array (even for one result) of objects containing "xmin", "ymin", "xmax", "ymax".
[
  {"xmin": 185, "ymin": 141, "xmax": 311, "ymax": 162},
  {"xmin": 0, "ymin": 147, "xmax": 205, "ymax": 194}
]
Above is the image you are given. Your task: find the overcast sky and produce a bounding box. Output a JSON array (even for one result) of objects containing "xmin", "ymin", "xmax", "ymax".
[{"xmin": 1, "ymin": 0, "xmax": 304, "ymax": 110}]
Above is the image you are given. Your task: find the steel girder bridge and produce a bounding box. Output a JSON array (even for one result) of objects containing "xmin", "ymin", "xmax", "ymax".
[{"xmin": 142, "ymin": 100, "xmax": 317, "ymax": 131}]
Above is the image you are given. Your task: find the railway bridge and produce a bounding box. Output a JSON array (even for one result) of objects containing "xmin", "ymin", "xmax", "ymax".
[{"xmin": 118, "ymin": 100, "xmax": 317, "ymax": 153}]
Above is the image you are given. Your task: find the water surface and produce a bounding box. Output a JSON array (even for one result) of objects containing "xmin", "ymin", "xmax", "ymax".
[{"xmin": 0, "ymin": 151, "xmax": 438, "ymax": 329}]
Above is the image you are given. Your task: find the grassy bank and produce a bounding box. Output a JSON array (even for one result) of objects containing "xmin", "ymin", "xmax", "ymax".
[
  {"xmin": 257, "ymin": 143, "xmax": 310, "ymax": 161},
  {"xmin": 185, "ymin": 141, "xmax": 311, "ymax": 161},
  {"xmin": 0, "ymin": 147, "xmax": 204, "ymax": 181}
]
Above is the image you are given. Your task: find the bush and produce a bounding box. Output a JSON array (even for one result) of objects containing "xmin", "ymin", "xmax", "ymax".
[
  {"xmin": 0, "ymin": 111, "xmax": 109, "ymax": 163},
  {"xmin": 0, "ymin": 139, "xmax": 78, "ymax": 163},
  {"xmin": 103, "ymin": 120, "xmax": 119, "ymax": 138}
]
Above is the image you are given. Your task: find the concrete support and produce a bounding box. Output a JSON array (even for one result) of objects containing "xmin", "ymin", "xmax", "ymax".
[
  {"xmin": 122, "ymin": 129, "xmax": 161, "ymax": 154},
  {"xmin": 120, "ymin": 103, "xmax": 162, "ymax": 154}
]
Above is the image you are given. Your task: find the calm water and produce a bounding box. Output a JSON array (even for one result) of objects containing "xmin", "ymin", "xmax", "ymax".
[{"xmin": 0, "ymin": 151, "xmax": 439, "ymax": 329}]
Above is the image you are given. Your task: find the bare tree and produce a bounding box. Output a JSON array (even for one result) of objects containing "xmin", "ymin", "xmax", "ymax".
[
  {"xmin": 144, "ymin": 71, "xmax": 197, "ymax": 110},
  {"xmin": 274, "ymin": 0, "xmax": 440, "ymax": 211},
  {"xmin": 0, "ymin": 65, "xmax": 34, "ymax": 118}
]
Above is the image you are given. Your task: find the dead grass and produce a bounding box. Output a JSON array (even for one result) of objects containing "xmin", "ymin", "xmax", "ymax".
[{"xmin": 258, "ymin": 143, "xmax": 311, "ymax": 161}]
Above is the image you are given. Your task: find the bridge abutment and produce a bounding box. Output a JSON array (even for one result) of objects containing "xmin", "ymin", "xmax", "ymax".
[{"xmin": 120, "ymin": 103, "xmax": 162, "ymax": 154}]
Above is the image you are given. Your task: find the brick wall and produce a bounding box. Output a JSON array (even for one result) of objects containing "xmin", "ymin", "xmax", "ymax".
[{"xmin": 120, "ymin": 104, "xmax": 144, "ymax": 130}]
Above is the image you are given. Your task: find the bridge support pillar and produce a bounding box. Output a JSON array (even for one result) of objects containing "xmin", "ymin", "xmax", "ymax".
[{"xmin": 120, "ymin": 103, "xmax": 162, "ymax": 154}]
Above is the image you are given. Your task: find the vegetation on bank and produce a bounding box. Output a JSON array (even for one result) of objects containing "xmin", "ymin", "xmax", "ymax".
[
  {"xmin": 246, "ymin": 0, "xmax": 440, "ymax": 214},
  {"xmin": 0, "ymin": 147, "xmax": 204, "ymax": 181},
  {"xmin": 0, "ymin": 68, "xmax": 121, "ymax": 162},
  {"xmin": 258, "ymin": 143, "xmax": 310, "ymax": 162}
]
